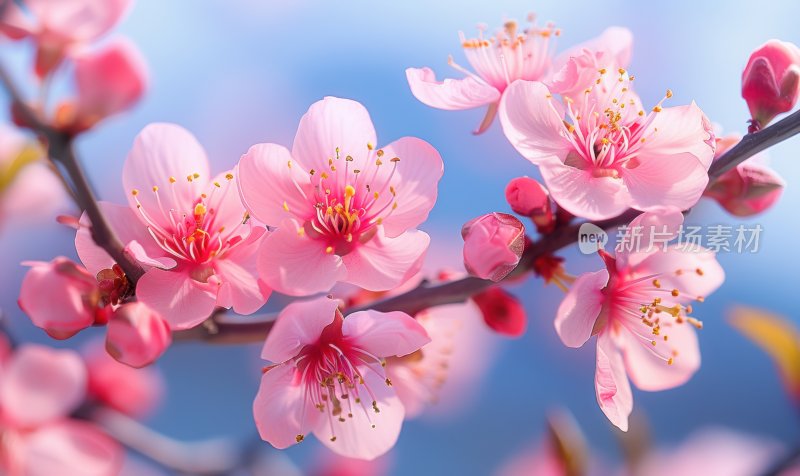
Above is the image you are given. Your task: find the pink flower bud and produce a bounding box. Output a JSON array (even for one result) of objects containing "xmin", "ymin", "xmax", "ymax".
[
  {"xmin": 472, "ymin": 288, "xmax": 527, "ymax": 337},
  {"xmin": 505, "ymin": 176, "xmax": 554, "ymax": 232},
  {"xmin": 105, "ymin": 303, "xmax": 172, "ymax": 368},
  {"xmin": 18, "ymin": 257, "xmax": 99, "ymax": 339},
  {"xmin": 742, "ymin": 39, "xmax": 800, "ymax": 129},
  {"xmin": 84, "ymin": 339, "xmax": 164, "ymax": 417},
  {"xmin": 57, "ymin": 39, "xmax": 147, "ymax": 134},
  {"xmin": 705, "ymin": 162, "xmax": 784, "ymax": 217},
  {"xmin": 462, "ymin": 212, "xmax": 525, "ymax": 282}
]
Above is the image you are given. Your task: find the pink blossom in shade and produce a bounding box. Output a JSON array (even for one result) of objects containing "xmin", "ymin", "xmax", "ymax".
[
  {"xmin": 0, "ymin": 124, "xmax": 68, "ymax": 226},
  {"xmin": 253, "ymin": 296, "xmax": 430, "ymax": 460},
  {"xmin": 742, "ymin": 40, "xmax": 800, "ymax": 129},
  {"xmin": 462, "ymin": 212, "xmax": 525, "ymax": 282},
  {"xmin": 76, "ymin": 123, "xmax": 272, "ymax": 330},
  {"xmin": 238, "ymin": 97, "xmax": 442, "ymax": 296},
  {"xmin": 704, "ymin": 134, "xmax": 785, "ymax": 217},
  {"xmin": 406, "ymin": 15, "xmax": 559, "ymax": 134},
  {"xmin": 499, "ymin": 68, "xmax": 716, "ymax": 220},
  {"xmin": 554, "ymin": 210, "xmax": 724, "ymax": 431},
  {"xmin": 0, "ymin": 345, "xmax": 123, "ymax": 476},
  {"xmin": 0, "ymin": 0, "xmax": 132, "ymax": 77},
  {"xmin": 310, "ymin": 448, "xmax": 393, "ymax": 476},
  {"xmin": 18, "ymin": 257, "xmax": 101, "ymax": 339},
  {"xmin": 83, "ymin": 339, "xmax": 164, "ymax": 418},
  {"xmin": 105, "ymin": 302, "xmax": 172, "ymax": 368},
  {"xmin": 55, "ymin": 39, "xmax": 148, "ymax": 134},
  {"xmin": 472, "ymin": 287, "xmax": 527, "ymax": 337},
  {"xmin": 632, "ymin": 428, "xmax": 791, "ymax": 476}
]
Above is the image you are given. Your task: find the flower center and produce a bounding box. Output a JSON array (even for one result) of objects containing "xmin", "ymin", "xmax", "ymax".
[
  {"xmin": 130, "ymin": 173, "xmax": 249, "ymax": 268},
  {"xmin": 550, "ymin": 68, "xmax": 673, "ymax": 175},
  {"xmin": 285, "ymin": 145, "xmax": 402, "ymax": 256},
  {"xmin": 454, "ymin": 14, "xmax": 559, "ymax": 91},
  {"xmin": 292, "ymin": 313, "xmax": 393, "ymax": 444},
  {"xmin": 605, "ymin": 266, "xmax": 708, "ymax": 366}
]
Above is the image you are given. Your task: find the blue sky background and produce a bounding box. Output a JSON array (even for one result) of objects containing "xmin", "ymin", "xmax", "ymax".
[{"xmin": 2, "ymin": 1, "xmax": 800, "ymax": 474}]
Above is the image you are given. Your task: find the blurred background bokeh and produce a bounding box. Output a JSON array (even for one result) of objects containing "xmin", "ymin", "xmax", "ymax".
[{"xmin": 1, "ymin": 1, "xmax": 799, "ymax": 474}]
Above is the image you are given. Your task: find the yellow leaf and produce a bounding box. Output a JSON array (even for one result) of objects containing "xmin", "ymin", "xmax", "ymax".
[{"xmin": 729, "ymin": 306, "xmax": 800, "ymax": 402}]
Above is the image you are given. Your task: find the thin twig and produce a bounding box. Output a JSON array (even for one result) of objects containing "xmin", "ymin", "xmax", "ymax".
[
  {"xmin": 0, "ymin": 61, "xmax": 145, "ymax": 282},
  {"xmin": 91, "ymin": 407, "xmax": 241, "ymax": 475}
]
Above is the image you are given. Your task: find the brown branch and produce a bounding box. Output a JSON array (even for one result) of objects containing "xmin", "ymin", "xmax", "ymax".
[
  {"xmin": 174, "ymin": 109, "xmax": 800, "ymax": 344},
  {"xmin": 0, "ymin": 61, "xmax": 145, "ymax": 282}
]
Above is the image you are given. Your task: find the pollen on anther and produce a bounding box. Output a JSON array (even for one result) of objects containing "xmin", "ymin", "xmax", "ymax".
[
  {"xmin": 696, "ymin": 268, "xmax": 704, "ymax": 276},
  {"xmin": 666, "ymin": 89, "xmax": 673, "ymax": 98},
  {"xmin": 325, "ymin": 246, "xmax": 334, "ymax": 254},
  {"xmin": 295, "ymin": 435, "xmax": 304, "ymax": 443},
  {"xmin": 152, "ymin": 186, "xmax": 159, "ymax": 192},
  {"xmin": 214, "ymin": 181, "xmax": 221, "ymax": 187},
  {"xmin": 653, "ymin": 279, "xmax": 661, "ymax": 288},
  {"xmin": 671, "ymin": 289, "xmax": 680, "ymax": 297},
  {"xmin": 652, "ymin": 106, "xmax": 663, "ymax": 113},
  {"xmin": 283, "ymin": 201, "xmax": 290, "ymax": 212},
  {"xmin": 225, "ymin": 173, "xmax": 234, "ymax": 181},
  {"xmin": 131, "ymin": 189, "xmax": 139, "ymax": 196},
  {"xmin": 169, "ymin": 176, "xmax": 177, "ymax": 184}
]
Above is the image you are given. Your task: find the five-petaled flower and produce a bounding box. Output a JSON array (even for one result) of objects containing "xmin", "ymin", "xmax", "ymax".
[
  {"xmin": 554, "ymin": 209, "xmax": 724, "ymax": 430},
  {"xmin": 238, "ymin": 97, "xmax": 443, "ymax": 296},
  {"xmin": 500, "ymin": 55, "xmax": 715, "ymax": 220},
  {"xmin": 76, "ymin": 123, "xmax": 271, "ymax": 330},
  {"xmin": 253, "ymin": 296, "xmax": 429, "ymax": 460}
]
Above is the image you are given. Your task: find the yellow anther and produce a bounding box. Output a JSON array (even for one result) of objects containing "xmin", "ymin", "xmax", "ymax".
[
  {"xmin": 152, "ymin": 186, "xmax": 159, "ymax": 192},
  {"xmin": 193, "ymin": 173, "xmax": 200, "ymax": 179},
  {"xmin": 187, "ymin": 175, "xmax": 193, "ymax": 182},
  {"xmin": 666, "ymin": 89, "xmax": 673, "ymax": 98},
  {"xmin": 225, "ymin": 173, "xmax": 234, "ymax": 180},
  {"xmin": 344, "ymin": 185, "xmax": 356, "ymax": 197},
  {"xmin": 652, "ymin": 106, "xmax": 663, "ymax": 113},
  {"xmin": 320, "ymin": 172, "xmax": 329, "ymax": 179},
  {"xmin": 295, "ymin": 435, "xmax": 304, "ymax": 443},
  {"xmin": 696, "ymin": 268, "xmax": 704, "ymax": 276},
  {"xmin": 373, "ymin": 192, "xmax": 379, "ymax": 199},
  {"xmin": 194, "ymin": 203, "xmax": 207, "ymax": 216},
  {"xmin": 376, "ymin": 149, "xmax": 384, "ymax": 157},
  {"xmin": 297, "ymin": 227, "xmax": 305, "ymax": 237},
  {"xmin": 375, "ymin": 159, "xmax": 383, "ymax": 166},
  {"xmin": 367, "ymin": 143, "xmax": 374, "ymax": 150},
  {"xmin": 131, "ymin": 189, "xmax": 139, "ymax": 196},
  {"xmin": 671, "ymin": 289, "xmax": 680, "ymax": 297},
  {"xmin": 287, "ymin": 160, "xmax": 292, "ymax": 168},
  {"xmin": 346, "ymin": 155, "xmax": 353, "ymax": 162},
  {"xmin": 653, "ymin": 279, "xmax": 661, "ymax": 288},
  {"xmin": 325, "ymin": 246, "xmax": 334, "ymax": 254},
  {"xmin": 390, "ymin": 157, "xmax": 400, "ymax": 163},
  {"xmin": 599, "ymin": 68, "xmax": 607, "ymax": 74},
  {"xmin": 214, "ymin": 181, "xmax": 221, "ymax": 187},
  {"xmin": 283, "ymin": 201, "xmax": 290, "ymax": 212},
  {"xmin": 667, "ymin": 357, "xmax": 674, "ymax": 365},
  {"xmin": 618, "ymin": 68, "xmax": 626, "ymax": 75},
  {"xmin": 169, "ymin": 176, "xmax": 177, "ymax": 184}
]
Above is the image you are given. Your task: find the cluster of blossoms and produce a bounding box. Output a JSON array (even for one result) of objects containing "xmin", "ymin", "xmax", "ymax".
[{"xmin": 2, "ymin": 0, "xmax": 799, "ymax": 468}]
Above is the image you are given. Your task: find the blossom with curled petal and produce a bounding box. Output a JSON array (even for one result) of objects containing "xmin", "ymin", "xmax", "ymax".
[
  {"xmin": 554, "ymin": 209, "xmax": 724, "ymax": 430},
  {"xmin": 253, "ymin": 296, "xmax": 429, "ymax": 460},
  {"xmin": 500, "ymin": 57, "xmax": 715, "ymax": 220},
  {"xmin": 76, "ymin": 123, "xmax": 271, "ymax": 330},
  {"xmin": 238, "ymin": 97, "xmax": 442, "ymax": 296}
]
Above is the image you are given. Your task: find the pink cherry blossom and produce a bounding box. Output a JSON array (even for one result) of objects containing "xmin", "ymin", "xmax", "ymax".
[
  {"xmin": 742, "ymin": 39, "xmax": 800, "ymax": 129},
  {"xmin": 18, "ymin": 257, "xmax": 102, "ymax": 339},
  {"xmin": 406, "ymin": 15, "xmax": 558, "ymax": 134},
  {"xmin": 105, "ymin": 302, "xmax": 172, "ymax": 368},
  {"xmin": 462, "ymin": 212, "xmax": 525, "ymax": 282},
  {"xmin": 83, "ymin": 338, "xmax": 164, "ymax": 418},
  {"xmin": 56, "ymin": 39, "xmax": 148, "ymax": 134},
  {"xmin": 253, "ymin": 296, "xmax": 430, "ymax": 460},
  {"xmin": 500, "ymin": 66, "xmax": 715, "ymax": 220},
  {"xmin": 238, "ymin": 97, "xmax": 442, "ymax": 296},
  {"xmin": 0, "ymin": 345, "xmax": 122, "ymax": 476},
  {"xmin": 76, "ymin": 123, "xmax": 271, "ymax": 329},
  {"xmin": 554, "ymin": 209, "xmax": 724, "ymax": 430},
  {"xmin": 0, "ymin": 124, "xmax": 68, "ymax": 226},
  {"xmin": 704, "ymin": 134, "xmax": 784, "ymax": 216},
  {"xmin": 0, "ymin": 0, "xmax": 131, "ymax": 77}
]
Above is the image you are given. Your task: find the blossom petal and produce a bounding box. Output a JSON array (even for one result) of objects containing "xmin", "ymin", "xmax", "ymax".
[
  {"xmin": 373, "ymin": 137, "xmax": 443, "ymax": 237},
  {"xmin": 17, "ymin": 420, "xmax": 123, "ymax": 476},
  {"xmin": 595, "ymin": 333, "xmax": 633, "ymax": 431},
  {"xmin": 540, "ymin": 163, "xmax": 631, "ymax": 220},
  {"xmin": 498, "ymin": 80, "xmax": 571, "ymax": 165},
  {"xmin": 640, "ymin": 103, "xmax": 716, "ymax": 169},
  {"xmin": 341, "ymin": 229, "xmax": 429, "ymax": 292},
  {"xmin": 258, "ymin": 218, "xmax": 345, "ymax": 296},
  {"xmin": 623, "ymin": 151, "xmax": 710, "ymax": 212},
  {"xmin": 214, "ymin": 229, "xmax": 271, "ymax": 315},
  {"xmin": 553, "ymin": 26, "xmax": 633, "ymax": 72},
  {"xmin": 122, "ymin": 123, "xmax": 210, "ymax": 229},
  {"xmin": 237, "ymin": 143, "xmax": 312, "ymax": 227},
  {"xmin": 253, "ymin": 363, "xmax": 319, "ymax": 449},
  {"xmin": 136, "ymin": 267, "xmax": 217, "ymax": 330},
  {"xmin": 636, "ymin": 245, "xmax": 725, "ymax": 300},
  {"xmin": 555, "ymin": 270, "xmax": 609, "ymax": 348},
  {"xmin": 616, "ymin": 207, "xmax": 685, "ymax": 268},
  {"xmin": 619, "ymin": 319, "xmax": 701, "ymax": 391},
  {"xmin": 314, "ymin": 370, "xmax": 405, "ymax": 460},
  {"xmin": 342, "ymin": 310, "xmax": 430, "ymax": 358},
  {"xmin": 405, "ymin": 67, "xmax": 500, "ymax": 110},
  {"xmin": 261, "ymin": 296, "xmax": 340, "ymax": 363},
  {"xmin": 0, "ymin": 345, "xmax": 87, "ymax": 428},
  {"xmin": 291, "ymin": 97, "xmax": 377, "ymax": 175}
]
